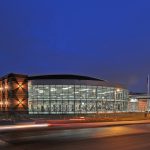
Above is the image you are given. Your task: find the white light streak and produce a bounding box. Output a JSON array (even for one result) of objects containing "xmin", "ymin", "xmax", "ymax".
[{"xmin": 0, "ymin": 124, "xmax": 48, "ymax": 131}]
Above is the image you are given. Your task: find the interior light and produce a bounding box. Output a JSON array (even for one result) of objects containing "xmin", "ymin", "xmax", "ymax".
[
  {"xmin": 130, "ymin": 98, "xmax": 138, "ymax": 102},
  {"xmin": 51, "ymin": 88, "xmax": 56, "ymax": 91},
  {"xmin": 82, "ymin": 102, "xmax": 85, "ymax": 105},
  {"xmin": 80, "ymin": 89, "xmax": 88, "ymax": 91},
  {"xmin": 62, "ymin": 86, "xmax": 72, "ymax": 90},
  {"xmin": 38, "ymin": 90, "xmax": 43, "ymax": 93}
]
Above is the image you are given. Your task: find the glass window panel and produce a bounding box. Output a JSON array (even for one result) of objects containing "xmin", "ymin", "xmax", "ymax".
[{"xmin": 28, "ymin": 82, "xmax": 128, "ymax": 114}]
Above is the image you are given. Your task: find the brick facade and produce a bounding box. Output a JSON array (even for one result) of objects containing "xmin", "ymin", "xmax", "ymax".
[{"xmin": 0, "ymin": 73, "xmax": 28, "ymax": 114}]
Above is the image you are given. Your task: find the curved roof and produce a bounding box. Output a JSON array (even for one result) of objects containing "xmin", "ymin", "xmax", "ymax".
[
  {"xmin": 28, "ymin": 74, "xmax": 126, "ymax": 89},
  {"xmin": 28, "ymin": 74, "xmax": 104, "ymax": 81},
  {"xmin": 0, "ymin": 73, "xmax": 126, "ymax": 89}
]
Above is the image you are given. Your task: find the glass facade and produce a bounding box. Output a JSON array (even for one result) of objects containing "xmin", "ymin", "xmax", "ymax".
[{"xmin": 28, "ymin": 81, "xmax": 128, "ymax": 114}]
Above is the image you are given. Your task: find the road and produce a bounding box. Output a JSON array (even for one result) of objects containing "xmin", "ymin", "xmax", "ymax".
[{"xmin": 1, "ymin": 123, "xmax": 150, "ymax": 150}]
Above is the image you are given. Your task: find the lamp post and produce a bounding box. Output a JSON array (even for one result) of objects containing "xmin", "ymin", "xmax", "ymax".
[{"xmin": 147, "ymin": 74, "xmax": 150, "ymax": 114}]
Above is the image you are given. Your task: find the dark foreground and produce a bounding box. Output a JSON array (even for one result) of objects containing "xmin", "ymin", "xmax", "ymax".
[{"xmin": 1, "ymin": 123, "xmax": 150, "ymax": 150}]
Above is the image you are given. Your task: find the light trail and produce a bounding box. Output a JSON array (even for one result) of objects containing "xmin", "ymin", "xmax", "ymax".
[{"xmin": 0, "ymin": 124, "xmax": 49, "ymax": 131}]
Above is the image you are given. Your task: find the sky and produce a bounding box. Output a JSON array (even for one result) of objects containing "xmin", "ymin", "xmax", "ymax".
[{"xmin": 0, "ymin": 0, "xmax": 150, "ymax": 92}]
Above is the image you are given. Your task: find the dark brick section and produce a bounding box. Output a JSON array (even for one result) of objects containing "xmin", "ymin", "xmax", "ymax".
[{"xmin": 0, "ymin": 73, "xmax": 28, "ymax": 114}]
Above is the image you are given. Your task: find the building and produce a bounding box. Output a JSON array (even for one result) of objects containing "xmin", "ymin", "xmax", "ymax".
[
  {"xmin": 129, "ymin": 92, "xmax": 150, "ymax": 112},
  {"xmin": 0, "ymin": 73, "xmax": 128, "ymax": 115},
  {"xmin": 0, "ymin": 74, "xmax": 28, "ymax": 114}
]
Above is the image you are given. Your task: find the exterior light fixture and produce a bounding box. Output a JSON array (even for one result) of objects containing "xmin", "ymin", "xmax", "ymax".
[
  {"xmin": 18, "ymin": 99, "xmax": 23, "ymax": 105},
  {"xmin": 116, "ymin": 88, "xmax": 121, "ymax": 92},
  {"xmin": 18, "ymin": 83, "xmax": 23, "ymax": 88},
  {"xmin": 5, "ymin": 86, "xmax": 8, "ymax": 89},
  {"xmin": 5, "ymin": 101, "xmax": 8, "ymax": 105}
]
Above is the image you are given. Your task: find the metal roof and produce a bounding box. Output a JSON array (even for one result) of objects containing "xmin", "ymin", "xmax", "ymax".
[
  {"xmin": 28, "ymin": 74, "xmax": 104, "ymax": 81},
  {"xmin": 0, "ymin": 73, "xmax": 126, "ymax": 89}
]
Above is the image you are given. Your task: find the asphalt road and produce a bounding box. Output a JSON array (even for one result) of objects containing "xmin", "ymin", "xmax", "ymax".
[{"xmin": 1, "ymin": 124, "xmax": 150, "ymax": 150}]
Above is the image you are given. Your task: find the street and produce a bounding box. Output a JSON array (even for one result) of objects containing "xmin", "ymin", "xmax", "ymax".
[{"xmin": 1, "ymin": 123, "xmax": 150, "ymax": 150}]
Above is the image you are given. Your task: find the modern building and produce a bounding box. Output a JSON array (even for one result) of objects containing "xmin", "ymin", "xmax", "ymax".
[
  {"xmin": 129, "ymin": 92, "xmax": 150, "ymax": 112},
  {"xmin": 0, "ymin": 73, "xmax": 129, "ymax": 115}
]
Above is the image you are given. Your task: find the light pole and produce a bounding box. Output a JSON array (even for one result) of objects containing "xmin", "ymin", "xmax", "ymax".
[{"xmin": 147, "ymin": 74, "xmax": 150, "ymax": 114}]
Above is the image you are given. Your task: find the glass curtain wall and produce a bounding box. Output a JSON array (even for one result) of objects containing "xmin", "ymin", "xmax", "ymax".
[{"xmin": 28, "ymin": 84, "xmax": 128, "ymax": 114}]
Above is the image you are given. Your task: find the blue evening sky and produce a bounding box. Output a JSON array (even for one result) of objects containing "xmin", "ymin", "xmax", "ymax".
[{"xmin": 0, "ymin": 0, "xmax": 150, "ymax": 92}]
